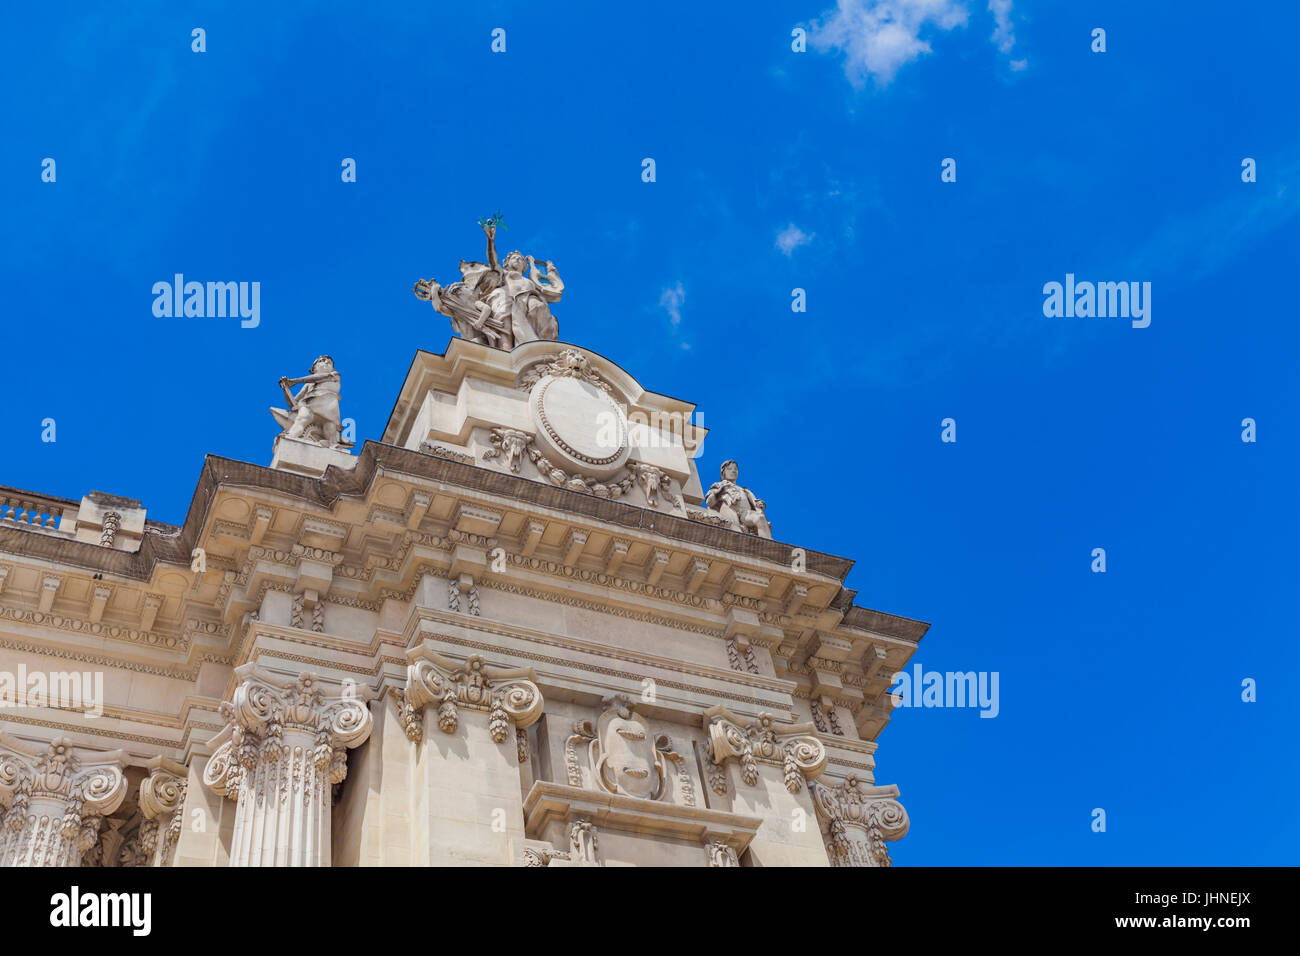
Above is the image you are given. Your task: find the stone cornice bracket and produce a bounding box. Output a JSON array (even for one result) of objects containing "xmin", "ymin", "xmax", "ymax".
[
  {"xmin": 702, "ymin": 706, "xmax": 827, "ymax": 794},
  {"xmin": 138, "ymin": 756, "xmax": 188, "ymax": 867},
  {"xmin": 203, "ymin": 664, "xmax": 374, "ymax": 802},
  {"xmin": 810, "ymin": 775, "xmax": 909, "ymax": 867},
  {"xmin": 401, "ymin": 644, "xmax": 543, "ymax": 745},
  {"xmin": 0, "ymin": 733, "xmax": 128, "ymax": 867}
]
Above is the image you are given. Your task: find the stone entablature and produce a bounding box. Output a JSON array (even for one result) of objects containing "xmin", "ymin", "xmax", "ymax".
[{"xmin": 0, "ymin": 333, "xmax": 926, "ymax": 867}]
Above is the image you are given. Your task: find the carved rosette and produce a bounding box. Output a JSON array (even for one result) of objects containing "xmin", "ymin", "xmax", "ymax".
[
  {"xmin": 0, "ymin": 734, "xmax": 127, "ymax": 867},
  {"xmin": 810, "ymin": 775, "xmax": 910, "ymax": 867},
  {"xmin": 201, "ymin": 665, "xmax": 373, "ymax": 867},
  {"xmin": 402, "ymin": 647, "xmax": 543, "ymax": 747},
  {"xmin": 702, "ymin": 707, "xmax": 826, "ymax": 794},
  {"xmin": 138, "ymin": 757, "xmax": 188, "ymax": 867}
]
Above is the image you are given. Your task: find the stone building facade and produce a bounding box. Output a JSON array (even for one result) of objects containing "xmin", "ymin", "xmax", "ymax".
[{"xmin": 0, "ymin": 335, "xmax": 926, "ymax": 867}]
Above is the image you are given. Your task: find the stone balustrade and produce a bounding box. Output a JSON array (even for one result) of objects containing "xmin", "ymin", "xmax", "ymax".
[{"xmin": 0, "ymin": 490, "xmax": 73, "ymax": 531}]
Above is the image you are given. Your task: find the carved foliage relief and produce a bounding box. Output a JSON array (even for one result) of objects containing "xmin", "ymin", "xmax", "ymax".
[
  {"xmin": 401, "ymin": 648, "xmax": 543, "ymax": 746},
  {"xmin": 703, "ymin": 707, "xmax": 826, "ymax": 794},
  {"xmin": 810, "ymin": 775, "xmax": 910, "ymax": 867}
]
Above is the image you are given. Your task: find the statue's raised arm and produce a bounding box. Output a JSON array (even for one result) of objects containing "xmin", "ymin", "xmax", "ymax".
[
  {"xmin": 483, "ymin": 221, "xmax": 501, "ymax": 272},
  {"xmin": 527, "ymin": 257, "xmax": 564, "ymax": 302}
]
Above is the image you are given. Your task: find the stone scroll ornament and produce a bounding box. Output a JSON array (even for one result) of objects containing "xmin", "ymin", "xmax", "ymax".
[
  {"xmin": 400, "ymin": 647, "xmax": 543, "ymax": 746},
  {"xmin": 810, "ymin": 775, "xmax": 910, "ymax": 868},
  {"xmin": 413, "ymin": 213, "xmax": 564, "ymax": 350},
  {"xmin": 0, "ymin": 733, "xmax": 128, "ymax": 868},
  {"xmin": 202, "ymin": 665, "xmax": 373, "ymax": 867},
  {"xmin": 137, "ymin": 757, "xmax": 188, "ymax": 867},
  {"xmin": 702, "ymin": 707, "xmax": 826, "ymax": 795}
]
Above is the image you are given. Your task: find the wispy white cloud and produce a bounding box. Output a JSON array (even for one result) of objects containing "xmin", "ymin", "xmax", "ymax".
[
  {"xmin": 776, "ymin": 223, "xmax": 815, "ymax": 256},
  {"xmin": 1010, "ymin": 57, "xmax": 1028, "ymax": 71},
  {"xmin": 988, "ymin": 0, "xmax": 1015, "ymax": 53},
  {"xmin": 807, "ymin": 0, "xmax": 1022, "ymax": 86},
  {"xmin": 659, "ymin": 282, "xmax": 685, "ymax": 325},
  {"xmin": 809, "ymin": 0, "xmax": 969, "ymax": 86}
]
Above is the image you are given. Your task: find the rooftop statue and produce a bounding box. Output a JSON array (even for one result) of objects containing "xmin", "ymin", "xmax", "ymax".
[
  {"xmin": 705, "ymin": 459, "xmax": 772, "ymax": 538},
  {"xmin": 414, "ymin": 213, "xmax": 564, "ymax": 350},
  {"xmin": 270, "ymin": 355, "xmax": 352, "ymax": 450}
]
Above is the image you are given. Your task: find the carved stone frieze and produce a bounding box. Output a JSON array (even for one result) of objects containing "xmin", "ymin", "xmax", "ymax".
[{"xmin": 418, "ymin": 441, "xmax": 475, "ymax": 465}]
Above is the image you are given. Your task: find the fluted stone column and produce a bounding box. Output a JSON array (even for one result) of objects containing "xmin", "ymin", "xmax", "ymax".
[
  {"xmin": 0, "ymin": 733, "xmax": 127, "ymax": 867},
  {"xmin": 138, "ymin": 756, "xmax": 188, "ymax": 867},
  {"xmin": 810, "ymin": 775, "xmax": 910, "ymax": 867},
  {"xmin": 202, "ymin": 665, "xmax": 372, "ymax": 866}
]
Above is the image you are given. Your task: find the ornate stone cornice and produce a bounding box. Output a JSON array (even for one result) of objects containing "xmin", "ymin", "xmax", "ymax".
[{"xmin": 0, "ymin": 445, "xmax": 860, "ymax": 586}]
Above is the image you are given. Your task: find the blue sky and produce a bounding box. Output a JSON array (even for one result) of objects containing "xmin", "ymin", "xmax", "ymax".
[{"xmin": 2, "ymin": 1, "xmax": 1297, "ymax": 864}]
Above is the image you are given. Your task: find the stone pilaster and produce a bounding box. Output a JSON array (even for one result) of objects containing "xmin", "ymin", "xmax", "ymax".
[
  {"xmin": 138, "ymin": 756, "xmax": 188, "ymax": 867},
  {"xmin": 0, "ymin": 733, "xmax": 127, "ymax": 867},
  {"xmin": 202, "ymin": 665, "xmax": 373, "ymax": 866},
  {"xmin": 400, "ymin": 644, "xmax": 543, "ymax": 865},
  {"xmin": 702, "ymin": 706, "xmax": 830, "ymax": 865},
  {"xmin": 810, "ymin": 775, "xmax": 910, "ymax": 867}
]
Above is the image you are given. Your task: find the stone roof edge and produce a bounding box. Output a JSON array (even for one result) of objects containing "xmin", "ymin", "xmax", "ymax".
[{"xmin": 0, "ymin": 442, "xmax": 857, "ymax": 583}]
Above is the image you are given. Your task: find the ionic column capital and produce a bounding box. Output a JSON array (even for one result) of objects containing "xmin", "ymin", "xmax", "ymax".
[
  {"xmin": 702, "ymin": 706, "xmax": 827, "ymax": 794},
  {"xmin": 399, "ymin": 645, "xmax": 543, "ymax": 745},
  {"xmin": 0, "ymin": 732, "xmax": 127, "ymax": 867},
  {"xmin": 810, "ymin": 775, "xmax": 909, "ymax": 867},
  {"xmin": 138, "ymin": 756, "xmax": 187, "ymax": 866},
  {"xmin": 203, "ymin": 665, "xmax": 373, "ymax": 799},
  {"xmin": 201, "ymin": 666, "xmax": 374, "ymax": 867}
]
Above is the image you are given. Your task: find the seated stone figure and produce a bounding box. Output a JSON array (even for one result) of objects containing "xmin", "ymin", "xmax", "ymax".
[
  {"xmin": 704, "ymin": 460, "xmax": 772, "ymax": 538},
  {"xmin": 270, "ymin": 355, "xmax": 352, "ymax": 450}
]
